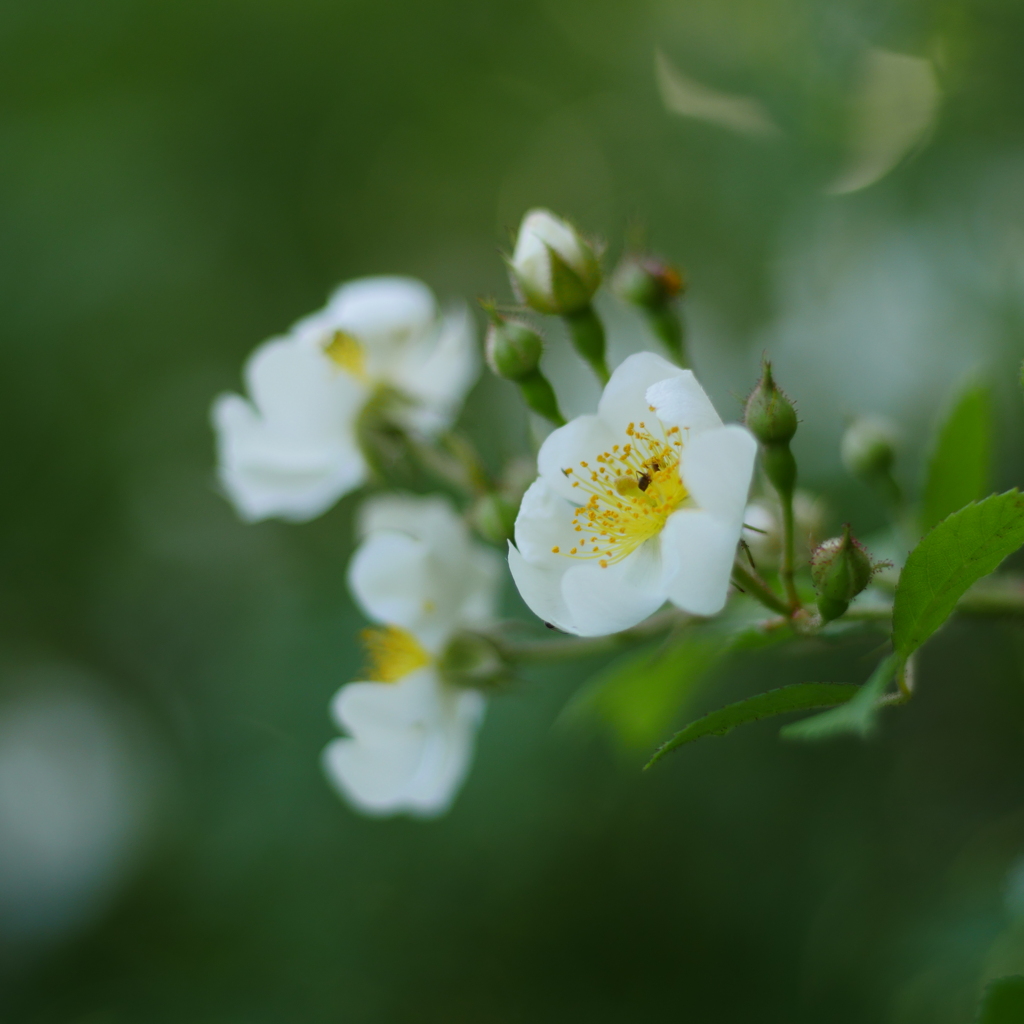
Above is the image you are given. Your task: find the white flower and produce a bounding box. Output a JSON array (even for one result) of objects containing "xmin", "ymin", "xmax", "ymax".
[
  {"xmin": 322, "ymin": 494, "xmax": 502, "ymax": 818},
  {"xmin": 211, "ymin": 277, "xmax": 479, "ymax": 523},
  {"xmin": 508, "ymin": 352, "xmax": 757, "ymax": 637},
  {"xmin": 509, "ymin": 209, "xmax": 601, "ymax": 316}
]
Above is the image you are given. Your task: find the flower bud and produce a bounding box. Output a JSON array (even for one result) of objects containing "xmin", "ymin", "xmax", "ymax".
[
  {"xmin": 841, "ymin": 416, "xmax": 897, "ymax": 480},
  {"xmin": 469, "ymin": 491, "xmax": 518, "ymax": 546},
  {"xmin": 509, "ymin": 209, "xmax": 602, "ymax": 316},
  {"xmin": 744, "ymin": 361, "xmax": 798, "ymax": 446},
  {"xmin": 485, "ymin": 318, "xmax": 543, "ymax": 381},
  {"xmin": 612, "ymin": 254, "xmax": 686, "ymax": 309},
  {"xmin": 438, "ymin": 632, "xmax": 510, "ymax": 691},
  {"xmin": 811, "ymin": 525, "xmax": 875, "ymax": 622}
]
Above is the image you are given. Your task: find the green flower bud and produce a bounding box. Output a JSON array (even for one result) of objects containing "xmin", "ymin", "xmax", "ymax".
[
  {"xmin": 612, "ymin": 255, "xmax": 687, "ymax": 309},
  {"xmin": 469, "ymin": 491, "xmax": 518, "ymax": 546},
  {"xmin": 841, "ymin": 416, "xmax": 897, "ymax": 480},
  {"xmin": 438, "ymin": 632, "xmax": 510, "ymax": 691},
  {"xmin": 509, "ymin": 209, "xmax": 602, "ymax": 317},
  {"xmin": 811, "ymin": 525, "xmax": 875, "ymax": 622},
  {"xmin": 744, "ymin": 361, "xmax": 798, "ymax": 445},
  {"xmin": 485, "ymin": 318, "xmax": 543, "ymax": 381}
]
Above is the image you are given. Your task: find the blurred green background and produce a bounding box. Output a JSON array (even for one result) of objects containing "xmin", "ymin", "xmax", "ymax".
[{"xmin": 4, "ymin": 0, "xmax": 1024, "ymax": 1020}]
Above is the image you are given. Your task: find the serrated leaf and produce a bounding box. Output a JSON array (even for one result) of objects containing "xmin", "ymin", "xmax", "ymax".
[
  {"xmin": 894, "ymin": 490, "xmax": 1024, "ymax": 659},
  {"xmin": 644, "ymin": 683, "xmax": 860, "ymax": 768},
  {"xmin": 977, "ymin": 976, "xmax": 1024, "ymax": 1024},
  {"xmin": 559, "ymin": 635, "xmax": 723, "ymax": 750},
  {"xmin": 921, "ymin": 382, "xmax": 992, "ymax": 533},
  {"xmin": 779, "ymin": 654, "xmax": 899, "ymax": 742}
]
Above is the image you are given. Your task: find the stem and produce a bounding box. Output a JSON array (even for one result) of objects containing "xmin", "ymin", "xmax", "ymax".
[
  {"xmin": 731, "ymin": 561, "xmax": 791, "ymax": 616},
  {"xmin": 779, "ymin": 492, "xmax": 801, "ymax": 612},
  {"xmin": 518, "ymin": 370, "xmax": 566, "ymax": 426},
  {"xmin": 643, "ymin": 303, "xmax": 688, "ymax": 367},
  {"xmin": 493, "ymin": 607, "xmax": 685, "ymax": 663},
  {"xmin": 564, "ymin": 305, "xmax": 610, "ymax": 385}
]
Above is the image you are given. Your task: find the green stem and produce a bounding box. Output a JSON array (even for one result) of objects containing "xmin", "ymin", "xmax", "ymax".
[
  {"xmin": 643, "ymin": 303, "xmax": 688, "ymax": 367},
  {"xmin": 493, "ymin": 607, "xmax": 685, "ymax": 663},
  {"xmin": 779, "ymin": 493, "xmax": 801, "ymax": 612},
  {"xmin": 564, "ymin": 305, "xmax": 610, "ymax": 385},
  {"xmin": 517, "ymin": 369, "xmax": 566, "ymax": 426},
  {"xmin": 731, "ymin": 561, "xmax": 791, "ymax": 616}
]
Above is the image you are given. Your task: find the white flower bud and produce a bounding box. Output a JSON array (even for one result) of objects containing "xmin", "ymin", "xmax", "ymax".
[
  {"xmin": 509, "ymin": 209, "xmax": 602, "ymax": 316},
  {"xmin": 841, "ymin": 416, "xmax": 898, "ymax": 480}
]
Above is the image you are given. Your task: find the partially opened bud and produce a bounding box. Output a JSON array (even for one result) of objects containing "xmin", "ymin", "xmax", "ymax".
[
  {"xmin": 841, "ymin": 416, "xmax": 897, "ymax": 480},
  {"xmin": 811, "ymin": 525, "xmax": 875, "ymax": 622},
  {"xmin": 745, "ymin": 361, "xmax": 798, "ymax": 446},
  {"xmin": 612, "ymin": 254, "xmax": 686, "ymax": 309},
  {"xmin": 485, "ymin": 318, "xmax": 543, "ymax": 381},
  {"xmin": 509, "ymin": 209, "xmax": 602, "ymax": 316}
]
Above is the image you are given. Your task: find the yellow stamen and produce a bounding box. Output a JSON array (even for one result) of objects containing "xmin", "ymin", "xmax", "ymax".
[
  {"xmin": 360, "ymin": 625, "xmax": 430, "ymax": 683},
  {"xmin": 557, "ymin": 420, "xmax": 689, "ymax": 568},
  {"xmin": 324, "ymin": 330, "xmax": 368, "ymax": 381}
]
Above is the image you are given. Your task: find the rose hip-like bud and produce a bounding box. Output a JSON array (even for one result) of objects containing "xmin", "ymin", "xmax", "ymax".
[
  {"xmin": 745, "ymin": 361, "xmax": 798, "ymax": 446},
  {"xmin": 612, "ymin": 254, "xmax": 687, "ymax": 309},
  {"xmin": 485, "ymin": 318, "xmax": 543, "ymax": 381},
  {"xmin": 811, "ymin": 524, "xmax": 875, "ymax": 622}
]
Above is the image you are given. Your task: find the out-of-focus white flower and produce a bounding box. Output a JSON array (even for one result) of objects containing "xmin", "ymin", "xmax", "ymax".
[
  {"xmin": 509, "ymin": 209, "xmax": 602, "ymax": 316},
  {"xmin": 508, "ymin": 352, "xmax": 756, "ymax": 637},
  {"xmin": 212, "ymin": 277, "xmax": 479, "ymax": 523},
  {"xmin": 322, "ymin": 495, "xmax": 502, "ymax": 817}
]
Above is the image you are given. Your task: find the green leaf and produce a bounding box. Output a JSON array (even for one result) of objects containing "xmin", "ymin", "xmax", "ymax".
[
  {"xmin": 921, "ymin": 382, "xmax": 992, "ymax": 533},
  {"xmin": 780, "ymin": 654, "xmax": 899, "ymax": 742},
  {"xmin": 644, "ymin": 683, "xmax": 860, "ymax": 769},
  {"xmin": 977, "ymin": 976, "xmax": 1024, "ymax": 1024},
  {"xmin": 559, "ymin": 635, "xmax": 723, "ymax": 751},
  {"xmin": 893, "ymin": 490, "xmax": 1024, "ymax": 659}
]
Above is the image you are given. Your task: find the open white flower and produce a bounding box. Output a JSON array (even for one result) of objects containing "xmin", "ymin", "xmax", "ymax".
[
  {"xmin": 322, "ymin": 495, "xmax": 502, "ymax": 818},
  {"xmin": 509, "ymin": 209, "xmax": 601, "ymax": 316},
  {"xmin": 211, "ymin": 277, "xmax": 479, "ymax": 523},
  {"xmin": 508, "ymin": 352, "xmax": 757, "ymax": 637}
]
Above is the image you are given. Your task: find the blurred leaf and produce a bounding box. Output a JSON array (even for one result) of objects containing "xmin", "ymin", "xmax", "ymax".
[
  {"xmin": 827, "ymin": 48, "xmax": 940, "ymax": 194},
  {"xmin": 560, "ymin": 634, "xmax": 723, "ymax": 751},
  {"xmin": 645, "ymin": 683, "xmax": 860, "ymax": 768},
  {"xmin": 977, "ymin": 976, "xmax": 1024, "ymax": 1023},
  {"xmin": 779, "ymin": 654, "xmax": 898, "ymax": 743},
  {"xmin": 655, "ymin": 49, "xmax": 781, "ymax": 138},
  {"xmin": 893, "ymin": 491, "xmax": 1024, "ymax": 659},
  {"xmin": 921, "ymin": 382, "xmax": 992, "ymax": 533}
]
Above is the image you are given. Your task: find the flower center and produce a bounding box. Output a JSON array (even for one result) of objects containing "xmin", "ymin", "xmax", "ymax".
[
  {"xmin": 360, "ymin": 625, "xmax": 430, "ymax": 683},
  {"xmin": 555, "ymin": 421, "xmax": 687, "ymax": 568},
  {"xmin": 324, "ymin": 330, "xmax": 369, "ymax": 381}
]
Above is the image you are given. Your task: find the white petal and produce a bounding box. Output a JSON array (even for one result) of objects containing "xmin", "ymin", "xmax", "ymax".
[
  {"xmin": 645, "ymin": 370, "xmax": 724, "ymax": 438},
  {"xmin": 323, "ymin": 673, "xmax": 483, "ymax": 818},
  {"xmin": 536, "ymin": 415, "xmax": 619, "ymax": 502},
  {"xmin": 660, "ymin": 508, "xmax": 741, "ymax": 615},
  {"xmin": 512, "ymin": 479, "xmax": 581, "ymax": 565},
  {"xmin": 357, "ymin": 493, "xmax": 466, "ymax": 550},
  {"xmin": 559, "ymin": 541, "xmax": 666, "ymax": 636},
  {"xmin": 349, "ymin": 495, "xmax": 501, "ymax": 647},
  {"xmin": 597, "ymin": 351, "xmax": 686, "ymax": 436},
  {"xmin": 513, "ymin": 209, "xmax": 587, "ymax": 277},
  {"xmin": 678, "ymin": 425, "xmax": 757, "ymax": 524},
  {"xmin": 211, "ymin": 392, "xmax": 367, "ymax": 523},
  {"xmin": 388, "ymin": 305, "xmax": 480, "ymax": 434},
  {"xmin": 507, "ymin": 543, "xmax": 576, "ymax": 633},
  {"xmin": 322, "ymin": 276, "xmax": 436, "ymax": 345}
]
